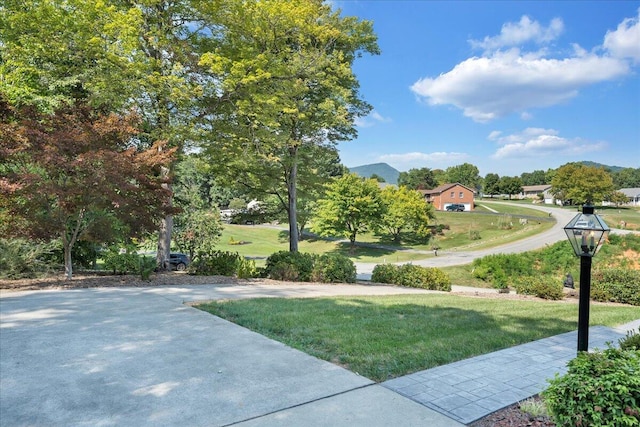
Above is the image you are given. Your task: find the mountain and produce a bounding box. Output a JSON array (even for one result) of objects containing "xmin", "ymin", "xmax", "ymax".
[
  {"xmin": 349, "ymin": 163, "xmax": 400, "ymax": 185},
  {"xmin": 579, "ymin": 161, "xmax": 626, "ymax": 173}
]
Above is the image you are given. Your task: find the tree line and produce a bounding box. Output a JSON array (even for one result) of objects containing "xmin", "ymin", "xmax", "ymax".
[{"xmin": 1, "ymin": 0, "xmax": 378, "ymax": 278}]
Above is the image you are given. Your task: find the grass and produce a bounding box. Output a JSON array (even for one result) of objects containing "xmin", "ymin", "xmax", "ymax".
[
  {"xmin": 196, "ymin": 294, "xmax": 639, "ymax": 382},
  {"xmin": 216, "ymin": 202, "xmax": 555, "ymax": 262}
]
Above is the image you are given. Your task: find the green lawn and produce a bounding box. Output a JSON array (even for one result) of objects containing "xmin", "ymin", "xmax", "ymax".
[
  {"xmin": 216, "ymin": 202, "xmax": 555, "ymax": 263},
  {"xmin": 197, "ymin": 294, "xmax": 639, "ymax": 382}
]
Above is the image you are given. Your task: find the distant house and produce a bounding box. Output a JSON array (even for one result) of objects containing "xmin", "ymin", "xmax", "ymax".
[
  {"xmin": 520, "ymin": 185, "xmax": 554, "ymax": 204},
  {"xmin": 419, "ymin": 183, "xmax": 475, "ymax": 211},
  {"xmin": 618, "ymin": 188, "xmax": 640, "ymax": 206}
]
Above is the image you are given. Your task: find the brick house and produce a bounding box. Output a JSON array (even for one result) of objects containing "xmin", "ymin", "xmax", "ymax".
[{"xmin": 419, "ymin": 183, "xmax": 475, "ymax": 211}]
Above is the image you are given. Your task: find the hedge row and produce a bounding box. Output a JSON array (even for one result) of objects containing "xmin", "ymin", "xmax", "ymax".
[{"xmin": 371, "ymin": 263, "xmax": 451, "ymax": 291}]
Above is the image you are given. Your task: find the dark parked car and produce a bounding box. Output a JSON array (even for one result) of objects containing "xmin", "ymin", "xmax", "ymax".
[
  {"xmin": 169, "ymin": 253, "xmax": 190, "ymax": 271},
  {"xmin": 446, "ymin": 204, "xmax": 465, "ymax": 212}
]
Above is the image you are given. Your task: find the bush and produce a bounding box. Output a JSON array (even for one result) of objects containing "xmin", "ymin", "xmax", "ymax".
[
  {"xmin": 236, "ymin": 257, "xmax": 257, "ymax": 279},
  {"xmin": 472, "ymin": 253, "xmax": 533, "ymax": 284},
  {"xmin": 513, "ymin": 276, "xmax": 564, "ymax": 300},
  {"xmin": 371, "ymin": 263, "xmax": 451, "ymax": 291},
  {"xmin": 619, "ymin": 328, "xmax": 640, "ymax": 351},
  {"xmin": 543, "ymin": 347, "xmax": 640, "ymax": 427},
  {"xmin": 264, "ymin": 251, "xmax": 316, "ymax": 282},
  {"xmin": 189, "ymin": 250, "xmax": 242, "ymax": 276},
  {"xmin": 311, "ymin": 253, "xmax": 356, "ymax": 283},
  {"xmin": 0, "ymin": 238, "xmax": 58, "ymax": 279},
  {"xmin": 591, "ymin": 268, "xmax": 640, "ymax": 306},
  {"xmin": 371, "ymin": 264, "xmax": 399, "ymax": 284},
  {"xmin": 102, "ymin": 245, "xmax": 140, "ymax": 275}
]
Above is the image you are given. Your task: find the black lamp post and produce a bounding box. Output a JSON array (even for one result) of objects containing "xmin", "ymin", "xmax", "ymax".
[{"xmin": 563, "ymin": 204, "xmax": 610, "ymax": 354}]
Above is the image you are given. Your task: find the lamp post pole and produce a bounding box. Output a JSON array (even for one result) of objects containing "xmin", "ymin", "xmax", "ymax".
[
  {"xmin": 577, "ymin": 253, "xmax": 592, "ymax": 353},
  {"xmin": 564, "ymin": 204, "xmax": 609, "ymax": 356}
]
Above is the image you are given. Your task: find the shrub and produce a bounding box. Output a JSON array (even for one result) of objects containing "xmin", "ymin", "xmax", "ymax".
[
  {"xmin": 472, "ymin": 253, "xmax": 533, "ymax": 284},
  {"xmin": 236, "ymin": 257, "xmax": 257, "ymax": 279},
  {"xmin": 0, "ymin": 238, "xmax": 58, "ymax": 279},
  {"xmin": 371, "ymin": 264, "xmax": 399, "ymax": 284},
  {"xmin": 102, "ymin": 245, "xmax": 139, "ymax": 275},
  {"xmin": 513, "ymin": 276, "xmax": 564, "ymax": 300},
  {"xmin": 264, "ymin": 251, "xmax": 316, "ymax": 282},
  {"xmin": 591, "ymin": 268, "xmax": 640, "ymax": 306},
  {"xmin": 139, "ymin": 256, "xmax": 156, "ymax": 280},
  {"xmin": 371, "ymin": 263, "xmax": 451, "ymax": 291},
  {"xmin": 543, "ymin": 347, "xmax": 640, "ymax": 427},
  {"xmin": 189, "ymin": 250, "xmax": 242, "ymax": 276},
  {"xmin": 619, "ymin": 328, "xmax": 640, "ymax": 351},
  {"xmin": 311, "ymin": 253, "xmax": 356, "ymax": 283}
]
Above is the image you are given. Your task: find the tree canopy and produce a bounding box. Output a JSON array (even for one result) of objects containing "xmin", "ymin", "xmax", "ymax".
[
  {"xmin": 0, "ymin": 101, "xmax": 175, "ymax": 278},
  {"xmin": 398, "ymin": 167, "xmax": 439, "ymax": 190},
  {"xmin": 312, "ymin": 174, "xmax": 384, "ymax": 249},
  {"xmin": 551, "ymin": 163, "xmax": 615, "ymax": 205}
]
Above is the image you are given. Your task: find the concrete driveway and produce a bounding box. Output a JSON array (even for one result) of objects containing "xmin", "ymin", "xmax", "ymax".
[{"xmin": 0, "ymin": 285, "xmax": 461, "ymax": 427}]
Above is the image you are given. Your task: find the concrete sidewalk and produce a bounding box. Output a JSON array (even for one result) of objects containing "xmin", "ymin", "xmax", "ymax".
[{"xmin": 1, "ymin": 284, "xmax": 637, "ymax": 426}]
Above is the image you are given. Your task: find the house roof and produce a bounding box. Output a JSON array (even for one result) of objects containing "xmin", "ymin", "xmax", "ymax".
[
  {"xmin": 522, "ymin": 185, "xmax": 552, "ymax": 192},
  {"xmin": 419, "ymin": 183, "xmax": 476, "ymax": 195},
  {"xmin": 618, "ymin": 188, "xmax": 640, "ymax": 197}
]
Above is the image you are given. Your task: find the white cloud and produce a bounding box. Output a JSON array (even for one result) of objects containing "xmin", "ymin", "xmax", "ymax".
[
  {"xmin": 379, "ymin": 151, "xmax": 469, "ymax": 170},
  {"xmin": 490, "ymin": 128, "xmax": 607, "ymax": 159},
  {"xmin": 603, "ymin": 8, "xmax": 640, "ymax": 63},
  {"xmin": 412, "ymin": 13, "xmax": 637, "ymax": 122},
  {"xmin": 355, "ymin": 110, "xmax": 392, "ymax": 128},
  {"xmin": 469, "ymin": 16, "xmax": 564, "ymax": 52}
]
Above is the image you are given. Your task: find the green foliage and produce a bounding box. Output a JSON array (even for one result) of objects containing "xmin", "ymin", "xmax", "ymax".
[
  {"xmin": 591, "ymin": 268, "xmax": 640, "ymax": 306},
  {"xmin": 491, "ymin": 268, "xmax": 508, "ymax": 290},
  {"xmin": 472, "ymin": 254, "xmax": 533, "ymax": 283},
  {"xmin": 371, "ymin": 263, "xmax": 451, "ymax": 291},
  {"xmin": 236, "ymin": 258, "xmax": 258, "ymax": 279},
  {"xmin": 311, "ymin": 253, "xmax": 357, "ymax": 284},
  {"xmin": 551, "ymin": 163, "xmax": 615, "ymax": 204},
  {"xmin": 0, "ymin": 238, "xmax": 58, "ymax": 279},
  {"xmin": 468, "ymin": 229, "xmax": 482, "ymax": 240},
  {"xmin": 370, "ymin": 264, "xmax": 398, "ymax": 284},
  {"xmin": 397, "ymin": 167, "xmax": 438, "ymax": 190},
  {"xmin": 102, "ymin": 245, "xmax": 140, "ymax": 275},
  {"xmin": 139, "ymin": 256, "xmax": 156, "ymax": 281},
  {"xmin": 543, "ymin": 347, "xmax": 640, "ymax": 427},
  {"xmin": 265, "ymin": 251, "xmax": 317, "ymax": 282},
  {"xmin": 312, "ymin": 174, "xmax": 385, "ymax": 247},
  {"xmin": 619, "ymin": 328, "xmax": 640, "ymax": 351},
  {"xmin": 173, "ymin": 209, "xmax": 223, "ymax": 261},
  {"xmin": 513, "ymin": 276, "xmax": 564, "ymax": 300},
  {"xmin": 378, "ymin": 186, "xmax": 436, "ymax": 242},
  {"xmin": 188, "ymin": 250, "xmax": 243, "ymax": 277}
]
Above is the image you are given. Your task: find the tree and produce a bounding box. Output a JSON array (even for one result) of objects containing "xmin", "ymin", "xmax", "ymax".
[
  {"xmin": 312, "ymin": 174, "xmax": 384, "ymax": 250},
  {"xmin": 612, "ymin": 167, "xmax": 640, "ymax": 189},
  {"xmin": 607, "ymin": 191, "xmax": 630, "ymax": 207},
  {"xmin": 499, "ymin": 177, "xmax": 523, "ymax": 200},
  {"xmin": 520, "ymin": 170, "xmax": 549, "ymax": 186},
  {"xmin": 551, "ymin": 163, "xmax": 615, "ymax": 205},
  {"xmin": 397, "ymin": 167, "xmax": 438, "ymax": 190},
  {"xmin": 173, "ymin": 210, "xmax": 223, "ymax": 261},
  {"xmin": 378, "ymin": 186, "xmax": 436, "ymax": 242},
  {"xmin": 370, "ymin": 174, "xmax": 386, "ymax": 183},
  {"xmin": 444, "ymin": 163, "xmax": 481, "ymax": 190},
  {"xmin": 202, "ymin": 0, "xmax": 379, "ymax": 252},
  {"xmin": 1, "ymin": 0, "xmax": 230, "ymax": 270},
  {"xmin": 483, "ymin": 173, "xmax": 501, "ymax": 197},
  {"xmin": 0, "ymin": 102, "xmax": 175, "ymax": 279}
]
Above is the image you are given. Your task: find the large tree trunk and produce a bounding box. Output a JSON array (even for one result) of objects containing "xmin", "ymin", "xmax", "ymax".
[
  {"xmin": 63, "ymin": 240, "xmax": 73, "ymax": 280},
  {"xmin": 157, "ymin": 160, "xmax": 173, "ymax": 270},
  {"xmin": 288, "ymin": 147, "xmax": 299, "ymax": 252}
]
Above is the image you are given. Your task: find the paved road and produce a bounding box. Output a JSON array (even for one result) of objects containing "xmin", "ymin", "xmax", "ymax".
[{"xmin": 356, "ymin": 203, "xmax": 633, "ymax": 278}]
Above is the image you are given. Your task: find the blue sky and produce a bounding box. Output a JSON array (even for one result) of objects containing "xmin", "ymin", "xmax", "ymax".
[{"xmin": 333, "ymin": 1, "xmax": 640, "ymax": 177}]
